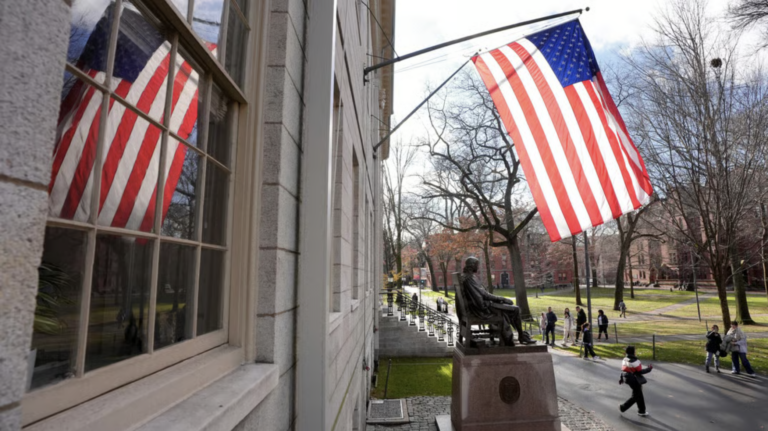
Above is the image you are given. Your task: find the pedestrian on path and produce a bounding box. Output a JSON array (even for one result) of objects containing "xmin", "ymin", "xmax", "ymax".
[
  {"xmin": 724, "ymin": 321, "xmax": 756, "ymax": 377},
  {"xmin": 597, "ymin": 310, "xmax": 609, "ymax": 341},
  {"xmin": 619, "ymin": 301, "xmax": 627, "ymax": 318},
  {"xmin": 619, "ymin": 345, "xmax": 653, "ymax": 417},
  {"xmin": 562, "ymin": 308, "xmax": 574, "ymax": 346},
  {"xmin": 539, "ymin": 312, "xmax": 547, "ymax": 342},
  {"xmin": 546, "ymin": 307, "xmax": 558, "ymax": 347},
  {"xmin": 581, "ymin": 323, "xmax": 600, "ymax": 361},
  {"xmin": 574, "ymin": 306, "xmax": 587, "ymax": 343},
  {"xmin": 704, "ymin": 324, "xmax": 722, "ymax": 374}
]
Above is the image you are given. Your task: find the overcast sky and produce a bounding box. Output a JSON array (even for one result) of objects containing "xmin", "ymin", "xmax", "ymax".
[{"xmin": 389, "ymin": 0, "xmax": 736, "ymax": 145}]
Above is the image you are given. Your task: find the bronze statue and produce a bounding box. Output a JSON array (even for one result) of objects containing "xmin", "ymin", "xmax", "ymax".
[{"xmin": 461, "ymin": 257, "xmax": 534, "ymax": 346}]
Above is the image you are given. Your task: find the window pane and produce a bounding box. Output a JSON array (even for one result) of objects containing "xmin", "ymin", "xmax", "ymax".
[
  {"xmin": 224, "ymin": 10, "xmax": 247, "ymax": 88},
  {"xmin": 206, "ymin": 84, "xmax": 232, "ymax": 166},
  {"xmin": 161, "ymin": 141, "xmax": 201, "ymax": 239},
  {"xmin": 172, "ymin": 50, "xmax": 206, "ymax": 148},
  {"xmin": 49, "ymin": 77, "xmax": 104, "ymax": 222},
  {"xmin": 154, "ymin": 242, "xmax": 196, "ymax": 349},
  {"xmin": 193, "ymin": 0, "xmax": 226, "ymax": 45},
  {"xmin": 97, "ymin": 106, "xmax": 163, "ymax": 233},
  {"xmin": 85, "ymin": 234, "xmax": 153, "ymax": 372},
  {"xmin": 169, "ymin": 0, "xmax": 190, "ymax": 20},
  {"xmin": 197, "ymin": 248, "xmax": 225, "ymax": 335},
  {"xmin": 113, "ymin": 1, "xmax": 169, "ymax": 123},
  {"xmin": 30, "ymin": 228, "xmax": 87, "ymax": 391},
  {"xmin": 67, "ymin": 0, "xmax": 115, "ymax": 83},
  {"xmin": 202, "ymin": 161, "xmax": 229, "ymax": 245}
]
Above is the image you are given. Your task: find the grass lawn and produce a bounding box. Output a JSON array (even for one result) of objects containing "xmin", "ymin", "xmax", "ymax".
[
  {"xmin": 372, "ymin": 357, "xmax": 452, "ymax": 399},
  {"xmin": 673, "ymin": 293, "xmax": 768, "ymax": 319},
  {"xmin": 558, "ymin": 338, "xmax": 768, "ymax": 375},
  {"xmin": 493, "ymin": 287, "xmax": 695, "ymax": 319}
]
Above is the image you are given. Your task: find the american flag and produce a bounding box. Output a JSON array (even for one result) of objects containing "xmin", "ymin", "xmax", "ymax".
[
  {"xmin": 473, "ymin": 20, "xmax": 653, "ymax": 241},
  {"xmin": 50, "ymin": 6, "xmax": 212, "ymax": 232}
]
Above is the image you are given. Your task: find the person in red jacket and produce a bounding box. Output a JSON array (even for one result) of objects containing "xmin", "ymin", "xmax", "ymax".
[{"xmin": 619, "ymin": 346, "xmax": 653, "ymax": 417}]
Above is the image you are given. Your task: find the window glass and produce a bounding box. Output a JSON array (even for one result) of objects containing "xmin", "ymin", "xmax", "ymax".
[
  {"xmin": 172, "ymin": 50, "xmax": 206, "ymax": 148},
  {"xmin": 68, "ymin": 0, "xmax": 115, "ymax": 84},
  {"xmin": 202, "ymin": 161, "xmax": 229, "ymax": 245},
  {"xmin": 197, "ymin": 248, "xmax": 225, "ymax": 335},
  {"xmin": 114, "ymin": 2, "xmax": 169, "ymax": 123},
  {"xmin": 49, "ymin": 77, "xmax": 103, "ymax": 222},
  {"xmin": 206, "ymin": 84, "xmax": 232, "ymax": 166},
  {"xmin": 97, "ymin": 107, "xmax": 163, "ymax": 233},
  {"xmin": 224, "ymin": 6, "xmax": 248, "ymax": 88},
  {"xmin": 161, "ymin": 140, "xmax": 202, "ymax": 239},
  {"xmin": 154, "ymin": 242, "xmax": 197, "ymax": 349},
  {"xmin": 170, "ymin": 0, "xmax": 190, "ymax": 20},
  {"xmin": 85, "ymin": 234, "xmax": 153, "ymax": 371},
  {"xmin": 30, "ymin": 228, "xmax": 87, "ymax": 390},
  {"xmin": 193, "ymin": 0, "xmax": 226, "ymax": 45}
]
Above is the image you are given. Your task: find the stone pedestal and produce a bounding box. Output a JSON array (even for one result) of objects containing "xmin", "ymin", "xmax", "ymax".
[{"xmin": 451, "ymin": 343, "xmax": 560, "ymax": 431}]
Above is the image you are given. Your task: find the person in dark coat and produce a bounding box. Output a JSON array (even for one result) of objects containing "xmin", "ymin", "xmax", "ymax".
[
  {"xmin": 460, "ymin": 257, "xmax": 534, "ymax": 346},
  {"xmin": 705, "ymin": 324, "xmax": 722, "ymax": 373},
  {"xmin": 619, "ymin": 345, "xmax": 653, "ymax": 417},
  {"xmin": 545, "ymin": 307, "xmax": 558, "ymax": 347},
  {"xmin": 581, "ymin": 323, "xmax": 600, "ymax": 360},
  {"xmin": 574, "ymin": 306, "xmax": 587, "ymax": 342},
  {"xmin": 597, "ymin": 310, "xmax": 609, "ymax": 341}
]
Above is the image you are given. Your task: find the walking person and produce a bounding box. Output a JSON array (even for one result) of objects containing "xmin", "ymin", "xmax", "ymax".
[
  {"xmin": 574, "ymin": 306, "xmax": 587, "ymax": 343},
  {"xmin": 725, "ymin": 321, "xmax": 757, "ymax": 377},
  {"xmin": 705, "ymin": 325, "xmax": 722, "ymax": 374},
  {"xmin": 619, "ymin": 345, "xmax": 653, "ymax": 417},
  {"xmin": 562, "ymin": 308, "xmax": 574, "ymax": 347},
  {"xmin": 539, "ymin": 312, "xmax": 547, "ymax": 342},
  {"xmin": 619, "ymin": 300, "xmax": 627, "ymax": 318},
  {"xmin": 597, "ymin": 310, "xmax": 609, "ymax": 341},
  {"xmin": 545, "ymin": 307, "xmax": 558, "ymax": 347},
  {"xmin": 581, "ymin": 323, "xmax": 600, "ymax": 361}
]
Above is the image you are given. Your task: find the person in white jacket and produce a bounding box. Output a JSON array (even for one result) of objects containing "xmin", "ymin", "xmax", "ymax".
[
  {"xmin": 562, "ymin": 308, "xmax": 575, "ymax": 347},
  {"xmin": 539, "ymin": 312, "xmax": 547, "ymax": 342},
  {"xmin": 724, "ymin": 321, "xmax": 756, "ymax": 377}
]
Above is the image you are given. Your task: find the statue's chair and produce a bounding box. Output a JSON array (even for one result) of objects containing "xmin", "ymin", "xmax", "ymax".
[{"xmin": 452, "ymin": 273, "xmax": 505, "ymax": 347}]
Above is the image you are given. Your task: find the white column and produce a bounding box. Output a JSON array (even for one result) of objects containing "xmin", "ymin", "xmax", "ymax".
[{"xmin": 296, "ymin": 0, "xmax": 337, "ymax": 429}]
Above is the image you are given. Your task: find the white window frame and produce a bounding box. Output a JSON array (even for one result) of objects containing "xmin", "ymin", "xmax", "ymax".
[{"xmin": 22, "ymin": 0, "xmax": 270, "ymax": 426}]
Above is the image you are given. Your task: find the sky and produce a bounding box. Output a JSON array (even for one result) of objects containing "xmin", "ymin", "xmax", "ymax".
[{"xmin": 389, "ymin": 0, "xmax": 736, "ymax": 146}]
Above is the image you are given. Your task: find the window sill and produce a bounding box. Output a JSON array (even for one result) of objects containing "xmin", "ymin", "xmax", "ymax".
[
  {"xmin": 137, "ymin": 363, "xmax": 279, "ymax": 431},
  {"xmin": 329, "ymin": 311, "xmax": 343, "ymax": 333},
  {"xmin": 350, "ymin": 299, "xmax": 361, "ymax": 312},
  {"xmin": 23, "ymin": 346, "xmax": 277, "ymax": 431}
]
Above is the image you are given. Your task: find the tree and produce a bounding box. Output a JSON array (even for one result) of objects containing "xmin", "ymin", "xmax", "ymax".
[
  {"xmin": 730, "ymin": 0, "xmax": 768, "ymax": 46},
  {"xmin": 621, "ymin": 0, "xmax": 768, "ymax": 327},
  {"xmin": 614, "ymin": 205, "xmax": 660, "ymax": 307},
  {"xmin": 383, "ymin": 140, "xmax": 417, "ymax": 289},
  {"xmin": 417, "ymin": 71, "xmax": 539, "ymax": 318},
  {"xmin": 406, "ymin": 209, "xmax": 440, "ymax": 293},
  {"xmin": 429, "ymin": 228, "xmax": 461, "ymax": 294}
]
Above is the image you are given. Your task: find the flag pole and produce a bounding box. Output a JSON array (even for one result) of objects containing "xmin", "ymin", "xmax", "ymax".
[
  {"xmin": 364, "ymin": 8, "xmax": 588, "ymax": 78},
  {"xmin": 583, "ymin": 231, "xmax": 593, "ymax": 329},
  {"xmin": 372, "ymin": 57, "xmax": 472, "ymax": 154}
]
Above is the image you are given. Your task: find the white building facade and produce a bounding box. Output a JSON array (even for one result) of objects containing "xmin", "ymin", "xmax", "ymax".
[{"xmin": 0, "ymin": 0, "xmax": 394, "ymax": 429}]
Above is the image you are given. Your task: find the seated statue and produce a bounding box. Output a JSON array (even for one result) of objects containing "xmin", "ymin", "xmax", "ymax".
[{"xmin": 461, "ymin": 257, "xmax": 535, "ymax": 346}]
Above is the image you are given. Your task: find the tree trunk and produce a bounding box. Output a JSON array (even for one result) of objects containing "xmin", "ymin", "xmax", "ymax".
[
  {"xmin": 508, "ymin": 237, "xmax": 531, "ymax": 319},
  {"xmin": 395, "ymin": 253, "xmax": 402, "ymax": 290},
  {"xmin": 425, "ymin": 254, "xmax": 438, "ymax": 293},
  {"xmin": 731, "ymin": 252, "xmax": 754, "ymax": 324},
  {"xmin": 571, "ymin": 240, "xmax": 582, "ymax": 305},
  {"xmin": 713, "ymin": 268, "xmax": 732, "ymax": 330},
  {"xmin": 591, "ymin": 268, "xmax": 598, "ymax": 288},
  {"xmin": 483, "ymin": 238, "xmax": 494, "ymax": 293},
  {"xmin": 614, "ymin": 244, "xmax": 629, "ymax": 310},
  {"xmin": 626, "ymin": 253, "xmax": 635, "ymax": 299},
  {"xmin": 440, "ymin": 262, "xmax": 449, "ymax": 294},
  {"xmin": 761, "ymin": 202, "xmax": 768, "ymax": 302}
]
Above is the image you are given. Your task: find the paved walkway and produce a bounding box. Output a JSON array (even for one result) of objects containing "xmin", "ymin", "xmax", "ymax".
[
  {"xmin": 366, "ymin": 396, "xmax": 613, "ymax": 431},
  {"xmin": 551, "ymin": 349, "xmax": 768, "ymax": 430},
  {"xmin": 646, "ymin": 293, "xmax": 714, "ymax": 315}
]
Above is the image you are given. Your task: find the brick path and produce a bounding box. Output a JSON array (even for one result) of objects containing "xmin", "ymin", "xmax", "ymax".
[{"xmin": 366, "ymin": 396, "xmax": 613, "ymax": 431}]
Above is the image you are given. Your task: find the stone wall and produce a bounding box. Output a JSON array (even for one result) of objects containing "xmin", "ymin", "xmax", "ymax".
[{"xmin": 0, "ymin": 0, "xmax": 70, "ymax": 428}]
